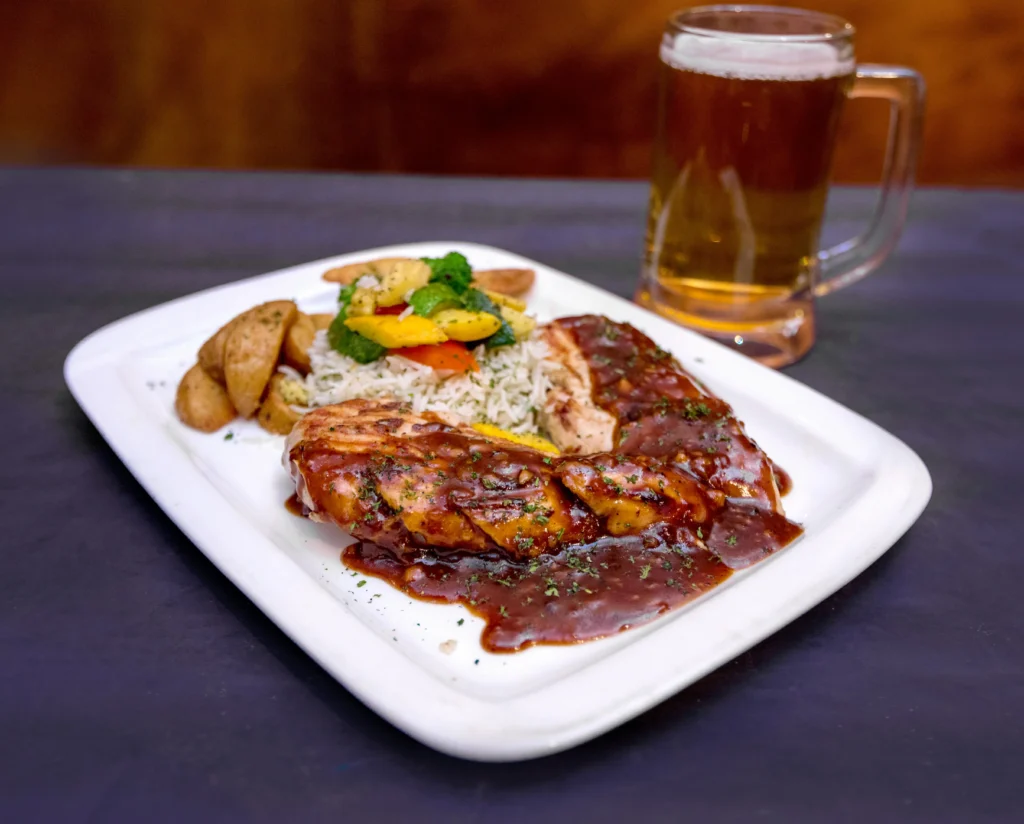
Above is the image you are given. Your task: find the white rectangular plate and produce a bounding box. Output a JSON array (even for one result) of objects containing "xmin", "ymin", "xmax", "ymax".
[{"xmin": 65, "ymin": 242, "xmax": 931, "ymax": 761}]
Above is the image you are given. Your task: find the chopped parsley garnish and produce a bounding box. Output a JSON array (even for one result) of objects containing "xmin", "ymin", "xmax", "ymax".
[
  {"xmin": 356, "ymin": 580, "xmax": 367, "ymax": 588},
  {"xmin": 639, "ymin": 564, "xmax": 652, "ymax": 580},
  {"xmin": 683, "ymin": 400, "xmax": 712, "ymax": 420},
  {"xmin": 498, "ymin": 605, "xmax": 509, "ymax": 617},
  {"xmin": 726, "ymin": 534, "xmax": 739, "ymax": 546},
  {"xmin": 457, "ymin": 618, "xmax": 464, "ymax": 626}
]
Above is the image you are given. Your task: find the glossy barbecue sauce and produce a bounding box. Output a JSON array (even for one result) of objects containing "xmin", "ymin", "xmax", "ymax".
[{"xmin": 313, "ymin": 317, "xmax": 800, "ymax": 652}]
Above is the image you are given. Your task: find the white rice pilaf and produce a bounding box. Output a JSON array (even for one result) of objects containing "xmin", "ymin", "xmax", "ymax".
[{"xmin": 299, "ymin": 330, "xmax": 555, "ymax": 435}]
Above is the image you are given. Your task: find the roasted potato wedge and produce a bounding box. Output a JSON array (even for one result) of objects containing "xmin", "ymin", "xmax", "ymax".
[
  {"xmin": 283, "ymin": 312, "xmax": 316, "ymax": 375},
  {"xmin": 309, "ymin": 312, "xmax": 334, "ymax": 331},
  {"xmin": 257, "ymin": 374, "xmax": 304, "ymax": 435},
  {"xmin": 471, "ymin": 268, "xmax": 535, "ymax": 297},
  {"xmin": 198, "ymin": 314, "xmax": 245, "ymax": 385},
  {"xmin": 223, "ymin": 300, "xmax": 298, "ymax": 417},
  {"xmin": 344, "ymin": 315, "xmax": 447, "ymax": 348},
  {"xmin": 175, "ymin": 363, "xmax": 236, "ymax": 432},
  {"xmin": 322, "ymin": 257, "xmax": 416, "ymax": 284},
  {"xmin": 432, "ymin": 308, "xmax": 502, "ymax": 342}
]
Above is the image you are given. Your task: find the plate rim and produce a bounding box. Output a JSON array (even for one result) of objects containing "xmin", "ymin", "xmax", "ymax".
[{"xmin": 64, "ymin": 240, "xmax": 932, "ymax": 761}]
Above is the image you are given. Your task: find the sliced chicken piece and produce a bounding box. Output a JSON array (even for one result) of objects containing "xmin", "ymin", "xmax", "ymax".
[
  {"xmin": 538, "ymin": 323, "xmax": 617, "ymax": 454},
  {"xmin": 285, "ymin": 400, "xmax": 600, "ymax": 559},
  {"xmin": 375, "ymin": 455, "xmax": 492, "ymax": 552},
  {"xmin": 559, "ymin": 456, "xmax": 723, "ymax": 536},
  {"xmin": 285, "ymin": 399, "xmax": 770, "ymax": 559},
  {"xmin": 540, "ymin": 316, "xmax": 785, "ymax": 513}
]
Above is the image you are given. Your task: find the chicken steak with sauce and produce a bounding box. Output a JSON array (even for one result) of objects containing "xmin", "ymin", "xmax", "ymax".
[
  {"xmin": 540, "ymin": 315, "xmax": 786, "ymax": 513},
  {"xmin": 285, "ymin": 399, "xmax": 729, "ymax": 560}
]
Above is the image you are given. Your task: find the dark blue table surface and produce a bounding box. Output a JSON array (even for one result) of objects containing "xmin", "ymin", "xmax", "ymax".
[{"xmin": 1, "ymin": 169, "xmax": 1022, "ymax": 822}]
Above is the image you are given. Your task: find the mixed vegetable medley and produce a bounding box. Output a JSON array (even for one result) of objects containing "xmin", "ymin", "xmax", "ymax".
[{"xmin": 326, "ymin": 252, "xmax": 536, "ymax": 372}]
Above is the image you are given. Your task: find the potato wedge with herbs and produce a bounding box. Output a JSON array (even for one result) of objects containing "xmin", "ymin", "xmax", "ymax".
[
  {"xmin": 500, "ymin": 306, "xmax": 536, "ymax": 341},
  {"xmin": 431, "ymin": 309, "xmax": 502, "ymax": 342},
  {"xmin": 322, "ymin": 257, "xmax": 416, "ymax": 284},
  {"xmin": 198, "ymin": 300, "xmax": 297, "ymax": 385},
  {"xmin": 309, "ymin": 312, "xmax": 334, "ymax": 331},
  {"xmin": 198, "ymin": 312, "xmax": 248, "ymax": 385},
  {"xmin": 471, "ymin": 268, "xmax": 535, "ymax": 297},
  {"xmin": 344, "ymin": 315, "xmax": 447, "ymax": 348},
  {"xmin": 257, "ymin": 374, "xmax": 305, "ymax": 435},
  {"xmin": 223, "ymin": 301, "xmax": 298, "ymax": 417},
  {"xmin": 283, "ymin": 312, "xmax": 316, "ymax": 375},
  {"xmin": 376, "ymin": 260, "xmax": 431, "ymax": 306},
  {"xmin": 175, "ymin": 363, "xmax": 237, "ymax": 432}
]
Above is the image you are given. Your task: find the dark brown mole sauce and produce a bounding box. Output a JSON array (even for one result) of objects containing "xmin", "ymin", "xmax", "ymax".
[
  {"xmin": 559, "ymin": 315, "xmax": 795, "ymax": 501},
  {"xmin": 345, "ymin": 527, "xmax": 735, "ymax": 653},
  {"xmin": 340, "ymin": 316, "xmax": 802, "ymax": 653},
  {"xmin": 773, "ymin": 464, "xmax": 794, "ymax": 497}
]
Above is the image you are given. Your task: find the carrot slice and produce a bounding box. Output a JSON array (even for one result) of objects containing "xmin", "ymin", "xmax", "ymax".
[{"xmin": 390, "ymin": 341, "xmax": 479, "ymax": 373}]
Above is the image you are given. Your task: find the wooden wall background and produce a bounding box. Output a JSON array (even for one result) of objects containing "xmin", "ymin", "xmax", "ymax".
[{"xmin": 0, "ymin": 1, "xmax": 1021, "ymax": 185}]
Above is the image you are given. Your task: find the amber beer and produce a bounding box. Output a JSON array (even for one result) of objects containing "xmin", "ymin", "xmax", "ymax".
[{"xmin": 638, "ymin": 30, "xmax": 854, "ymax": 361}]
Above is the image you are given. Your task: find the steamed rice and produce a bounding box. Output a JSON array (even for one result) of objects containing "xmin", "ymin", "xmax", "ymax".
[{"xmin": 298, "ymin": 330, "xmax": 555, "ymax": 435}]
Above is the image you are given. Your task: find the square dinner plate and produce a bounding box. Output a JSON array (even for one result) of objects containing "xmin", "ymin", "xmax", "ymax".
[{"xmin": 65, "ymin": 242, "xmax": 931, "ymax": 762}]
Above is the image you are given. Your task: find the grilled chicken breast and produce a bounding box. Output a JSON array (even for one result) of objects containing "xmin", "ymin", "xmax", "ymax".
[
  {"xmin": 285, "ymin": 399, "xmax": 726, "ymax": 559},
  {"xmin": 538, "ymin": 323, "xmax": 617, "ymax": 454},
  {"xmin": 539, "ymin": 316, "xmax": 785, "ymax": 513}
]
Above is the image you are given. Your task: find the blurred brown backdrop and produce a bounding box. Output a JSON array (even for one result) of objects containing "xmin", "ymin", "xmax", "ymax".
[{"xmin": 1, "ymin": 1, "xmax": 1021, "ymax": 184}]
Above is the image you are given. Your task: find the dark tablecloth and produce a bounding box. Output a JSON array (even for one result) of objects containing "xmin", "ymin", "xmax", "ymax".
[{"xmin": 1, "ymin": 169, "xmax": 1021, "ymax": 822}]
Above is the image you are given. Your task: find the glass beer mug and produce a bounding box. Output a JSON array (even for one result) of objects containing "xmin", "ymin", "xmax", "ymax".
[{"xmin": 636, "ymin": 5, "xmax": 925, "ymax": 367}]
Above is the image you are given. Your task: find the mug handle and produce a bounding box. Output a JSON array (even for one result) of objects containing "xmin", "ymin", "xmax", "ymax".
[{"xmin": 815, "ymin": 65, "xmax": 926, "ymax": 297}]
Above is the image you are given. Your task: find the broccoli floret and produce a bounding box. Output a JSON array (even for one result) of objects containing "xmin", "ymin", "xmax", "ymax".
[
  {"xmin": 326, "ymin": 312, "xmax": 386, "ymax": 363},
  {"xmin": 407, "ymin": 282, "xmax": 463, "ymax": 317},
  {"xmin": 421, "ymin": 252, "xmax": 473, "ymax": 294}
]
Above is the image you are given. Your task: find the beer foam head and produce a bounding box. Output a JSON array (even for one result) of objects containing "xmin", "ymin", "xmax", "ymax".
[{"xmin": 661, "ymin": 32, "xmax": 853, "ymax": 80}]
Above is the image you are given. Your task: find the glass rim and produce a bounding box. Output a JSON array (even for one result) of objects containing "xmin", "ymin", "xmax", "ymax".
[{"xmin": 667, "ymin": 5, "xmax": 855, "ymax": 44}]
